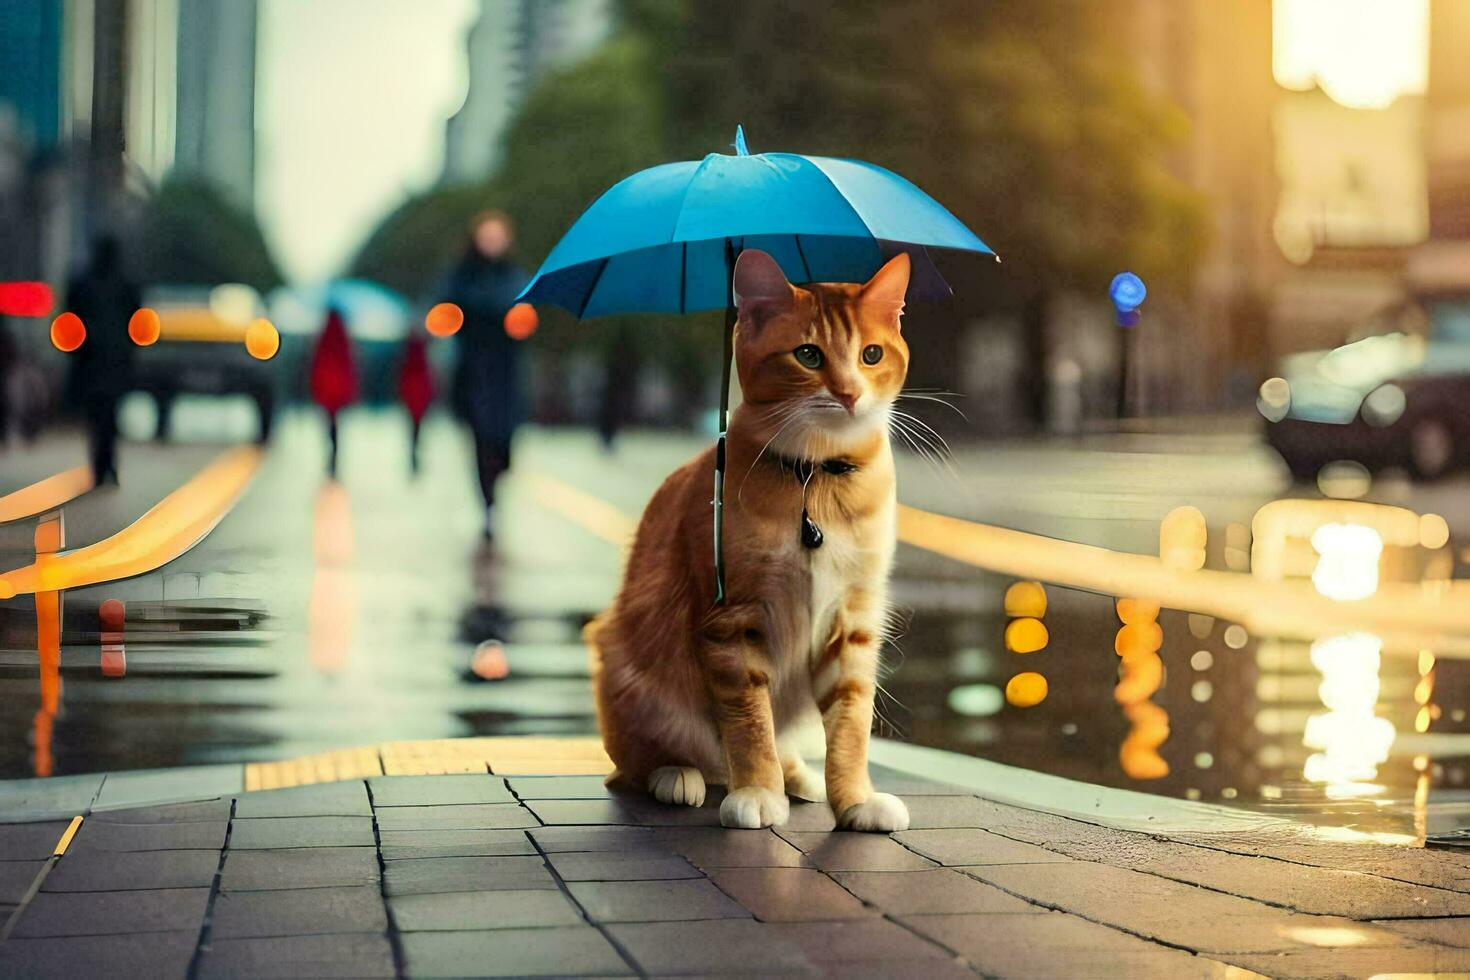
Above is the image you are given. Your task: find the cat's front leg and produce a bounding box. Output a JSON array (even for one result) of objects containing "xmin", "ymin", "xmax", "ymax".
[
  {"xmin": 819, "ymin": 594, "xmax": 909, "ymax": 833},
  {"xmin": 701, "ymin": 605, "xmax": 788, "ymax": 829}
]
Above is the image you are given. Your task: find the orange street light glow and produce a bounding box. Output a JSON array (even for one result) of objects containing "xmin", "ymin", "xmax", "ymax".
[
  {"xmin": 129, "ymin": 308, "xmax": 161, "ymax": 346},
  {"xmin": 426, "ymin": 302, "xmax": 464, "ymax": 337},
  {"xmin": 504, "ymin": 303, "xmax": 538, "ymax": 340},
  {"xmin": 1005, "ymin": 671, "xmax": 1048, "ymax": 707},
  {"xmin": 245, "ymin": 318, "xmax": 281, "ymax": 360},
  {"xmin": 50, "ymin": 312, "xmax": 85, "ymax": 352},
  {"xmin": 0, "ymin": 281, "xmax": 54, "ymax": 317}
]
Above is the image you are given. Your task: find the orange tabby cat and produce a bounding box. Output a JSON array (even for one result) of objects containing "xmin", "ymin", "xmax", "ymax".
[{"xmin": 587, "ymin": 248, "xmax": 911, "ymax": 832}]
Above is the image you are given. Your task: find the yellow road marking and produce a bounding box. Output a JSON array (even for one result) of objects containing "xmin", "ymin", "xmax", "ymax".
[
  {"xmin": 0, "ymin": 467, "xmax": 94, "ymax": 524},
  {"xmin": 52, "ymin": 816, "xmax": 83, "ymax": 856},
  {"xmin": 527, "ymin": 470, "xmax": 1470, "ymax": 654},
  {"xmin": 0, "ymin": 447, "xmax": 263, "ymax": 598}
]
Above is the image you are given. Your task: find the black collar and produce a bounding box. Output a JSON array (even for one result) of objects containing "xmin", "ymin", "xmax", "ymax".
[{"xmin": 768, "ymin": 452, "xmax": 859, "ymax": 482}]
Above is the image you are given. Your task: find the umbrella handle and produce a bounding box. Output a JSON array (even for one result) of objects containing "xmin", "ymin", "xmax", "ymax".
[{"xmin": 713, "ymin": 243, "xmax": 738, "ymax": 604}]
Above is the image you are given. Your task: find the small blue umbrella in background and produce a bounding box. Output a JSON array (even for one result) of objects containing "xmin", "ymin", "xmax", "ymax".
[{"xmin": 519, "ymin": 127, "xmax": 995, "ymax": 602}]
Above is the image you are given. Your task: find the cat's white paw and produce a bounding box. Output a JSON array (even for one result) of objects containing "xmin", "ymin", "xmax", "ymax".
[
  {"xmin": 720, "ymin": 786, "xmax": 790, "ymax": 829},
  {"xmin": 648, "ymin": 766, "xmax": 706, "ymax": 807},
  {"xmin": 784, "ymin": 762, "xmax": 827, "ymax": 803},
  {"xmin": 837, "ymin": 792, "xmax": 910, "ymax": 833}
]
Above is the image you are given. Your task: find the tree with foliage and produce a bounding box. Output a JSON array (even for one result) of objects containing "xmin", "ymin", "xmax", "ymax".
[{"xmin": 139, "ymin": 178, "xmax": 283, "ymax": 293}]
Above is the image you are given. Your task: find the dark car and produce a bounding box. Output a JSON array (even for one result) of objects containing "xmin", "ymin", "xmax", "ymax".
[
  {"xmin": 133, "ymin": 286, "xmax": 276, "ymax": 442},
  {"xmin": 1261, "ymin": 330, "xmax": 1470, "ymax": 480}
]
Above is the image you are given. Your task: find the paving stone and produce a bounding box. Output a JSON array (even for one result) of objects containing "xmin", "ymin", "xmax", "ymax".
[
  {"xmin": 1228, "ymin": 944, "xmax": 1470, "ymax": 978},
  {"xmin": 1173, "ymin": 830, "xmax": 1470, "ymax": 896},
  {"xmin": 378, "ymin": 828, "xmax": 536, "ymax": 861},
  {"xmin": 767, "ymin": 917, "xmax": 954, "ymax": 964},
  {"xmin": 507, "ymin": 776, "xmax": 613, "ymax": 799},
  {"xmin": 42, "ymin": 848, "xmax": 219, "ymax": 891},
  {"xmin": 0, "ymin": 774, "xmax": 103, "ymax": 824},
  {"xmin": 814, "ymin": 958, "xmax": 976, "ymax": 979},
  {"xmin": 211, "ymin": 885, "xmax": 387, "ymax": 938},
  {"xmin": 711, "ymin": 868, "xmax": 875, "ymax": 921},
  {"xmin": 530, "ymin": 826, "xmax": 664, "ymax": 852},
  {"xmin": 221, "ymin": 847, "xmax": 380, "ymax": 891},
  {"xmin": 10, "ymin": 887, "xmax": 210, "ymax": 938},
  {"xmin": 901, "ymin": 795, "xmax": 995, "ymax": 829},
  {"xmin": 234, "ymin": 781, "xmax": 371, "ymax": 818},
  {"xmin": 608, "ymin": 919, "xmax": 816, "ymax": 976},
  {"xmin": 780, "ymin": 831, "xmax": 938, "ymax": 871},
  {"xmin": 834, "ymin": 869, "xmax": 1041, "ymax": 915},
  {"xmin": 895, "ymin": 828, "xmax": 1075, "ymax": 867},
  {"xmin": 0, "ymin": 929, "xmax": 196, "ymax": 980},
  {"xmin": 70, "ymin": 818, "xmax": 226, "ymax": 852},
  {"xmin": 368, "ymin": 774, "xmax": 515, "ymax": 806},
  {"xmin": 569, "ymin": 878, "xmax": 750, "ymax": 923},
  {"xmin": 373, "ymin": 803, "xmax": 538, "ymax": 831},
  {"xmin": 198, "ymin": 932, "xmax": 396, "ymax": 978},
  {"xmin": 901, "ymin": 911, "xmax": 1233, "ymax": 979},
  {"xmin": 0, "ymin": 821, "xmax": 71, "ymax": 859},
  {"xmin": 782, "ymin": 802, "xmax": 838, "ymax": 832},
  {"xmin": 93, "ymin": 765, "xmax": 242, "ymax": 811},
  {"xmin": 400, "ymin": 926, "xmax": 632, "ymax": 977},
  {"xmin": 0, "ymin": 860, "xmax": 44, "ymax": 903},
  {"xmin": 526, "ymin": 797, "xmax": 723, "ymax": 827},
  {"xmin": 971, "ymin": 862, "xmax": 1408, "ymax": 955},
  {"xmin": 384, "ymin": 855, "xmax": 557, "ymax": 896},
  {"xmin": 88, "ymin": 798, "xmax": 232, "ymax": 824},
  {"xmin": 390, "ymin": 888, "xmax": 584, "ymax": 931},
  {"xmin": 1374, "ymin": 917, "xmax": 1470, "ymax": 948},
  {"xmin": 548, "ymin": 849, "xmax": 703, "ymax": 881},
  {"xmin": 868, "ymin": 764, "xmax": 967, "ymax": 796},
  {"xmin": 229, "ymin": 816, "xmax": 375, "ymax": 849},
  {"xmin": 1113, "ymin": 839, "xmax": 1470, "ymax": 919},
  {"xmin": 655, "ymin": 827, "xmax": 811, "ymax": 869}
]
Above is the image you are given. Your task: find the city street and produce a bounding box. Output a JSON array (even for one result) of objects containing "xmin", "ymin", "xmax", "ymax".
[{"xmin": 3, "ymin": 412, "xmax": 1467, "ymax": 838}]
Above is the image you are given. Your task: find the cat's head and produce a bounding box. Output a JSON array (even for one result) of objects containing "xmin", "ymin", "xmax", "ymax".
[{"xmin": 733, "ymin": 249, "xmax": 910, "ymax": 454}]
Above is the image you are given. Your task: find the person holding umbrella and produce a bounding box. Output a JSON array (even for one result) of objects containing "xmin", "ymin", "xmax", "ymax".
[{"xmin": 442, "ymin": 210, "xmax": 529, "ymax": 539}]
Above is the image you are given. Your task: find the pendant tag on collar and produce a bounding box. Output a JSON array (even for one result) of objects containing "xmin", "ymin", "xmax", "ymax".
[{"xmin": 801, "ymin": 508, "xmax": 823, "ymax": 549}]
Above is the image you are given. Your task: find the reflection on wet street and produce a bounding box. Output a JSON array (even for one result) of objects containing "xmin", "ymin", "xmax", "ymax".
[{"xmin": 1, "ymin": 413, "xmax": 1466, "ymax": 838}]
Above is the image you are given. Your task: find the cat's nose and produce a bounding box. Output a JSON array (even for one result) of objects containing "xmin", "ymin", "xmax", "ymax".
[{"xmin": 833, "ymin": 391, "xmax": 859, "ymax": 415}]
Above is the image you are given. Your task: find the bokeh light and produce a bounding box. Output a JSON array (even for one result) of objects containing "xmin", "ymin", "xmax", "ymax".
[
  {"xmin": 1004, "ymin": 617, "xmax": 1048, "ymax": 654},
  {"xmin": 1115, "ymin": 597, "xmax": 1160, "ymax": 625},
  {"xmin": 1418, "ymin": 513, "xmax": 1449, "ymax": 550},
  {"xmin": 1003, "ymin": 580, "xmax": 1046, "ymax": 618},
  {"xmin": 471, "ymin": 640, "xmax": 510, "ymax": 681},
  {"xmin": 1005, "ymin": 671, "xmax": 1048, "ymax": 708},
  {"xmin": 128, "ymin": 308, "xmax": 161, "ymax": 346},
  {"xmin": 426, "ymin": 302, "xmax": 464, "ymax": 337},
  {"xmin": 1257, "ymin": 377, "xmax": 1290, "ymax": 422},
  {"xmin": 0, "ymin": 280, "xmax": 54, "ymax": 317},
  {"xmin": 245, "ymin": 318, "xmax": 281, "ymax": 360},
  {"xmin": 504, "ymin": 303, "xmax": 539, "ymax": 340},
  {"xmin": 50, "ymin": 312, "xmax": 86, "ymax": 352}
]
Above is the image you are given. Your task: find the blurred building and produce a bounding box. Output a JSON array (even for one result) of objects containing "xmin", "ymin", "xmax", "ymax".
[
  {"xmin": 174, "ymin": 0, "xmax": 257, "ymax": 208},
  {"xmin": 442, "ymin": 0, "xmax": 612, "ymax": 184}
]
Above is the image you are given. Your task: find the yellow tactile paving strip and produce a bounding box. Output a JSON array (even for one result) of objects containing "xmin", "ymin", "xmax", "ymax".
[
  {"xmin": 52, "ymin": 816, "xmax": 83, "ymax": 856},
  {"xmin": 244, "ymin": 737, "xmax": 612, "ymax": 790},
  {"xmin": 0, "ymin": 446, "xmax": 263, "ymax": 598},
  {"xmin": 0, "ymin": 466, "xmax": 94, "ymax": 524}
]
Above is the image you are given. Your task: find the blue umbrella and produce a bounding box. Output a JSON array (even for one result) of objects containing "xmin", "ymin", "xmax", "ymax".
[{"xmin": 519, "ymin": 127, "xmax": 994, "ymax": 601}]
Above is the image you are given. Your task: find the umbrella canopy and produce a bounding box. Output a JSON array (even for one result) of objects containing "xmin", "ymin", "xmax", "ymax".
[
  {"xmin": 519, "ymin": 129, "xmax": 993, "ymax": 603},
  {"xmin": 519, "ymin": 128, "xmax": 993, "ymax": 316}
]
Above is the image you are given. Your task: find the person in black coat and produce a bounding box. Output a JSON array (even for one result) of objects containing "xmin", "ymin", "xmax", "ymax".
[
  {"xmin": 442, "ymin": 210, "xmax": 529, "ymax": 538},
  {"xmin": 66, "ymin": 236, "xmax": 141, "ymax": 484}
]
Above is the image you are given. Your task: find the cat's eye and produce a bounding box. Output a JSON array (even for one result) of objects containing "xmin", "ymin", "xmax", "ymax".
[
  {"xmin": 862, "ymin": 345, "xmax": 884, "ymax": 365},
  {"xmin": 793, "ymin": 344, "xmax": 824, "ymax": 369}
]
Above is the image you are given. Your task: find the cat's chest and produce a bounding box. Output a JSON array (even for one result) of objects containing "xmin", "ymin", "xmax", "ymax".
[{"xmin": 801, "ymin": 499, "xmax": 895, "ymax": 656}]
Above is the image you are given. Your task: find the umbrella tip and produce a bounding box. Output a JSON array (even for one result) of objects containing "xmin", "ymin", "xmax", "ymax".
[{"xmin": 733, "ymin": 125, "xmax": 749, "ymax": 156}]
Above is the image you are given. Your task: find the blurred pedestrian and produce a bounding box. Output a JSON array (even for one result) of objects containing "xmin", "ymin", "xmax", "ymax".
[
  {"xmin": 309, "ymin": 308, "xmax": 358, "ymax": 477},
  {"xmin": 397, "ymin": 331, "xmax": 434, "ymax": 475},
  {"xmin": 442, "ymin": 210, "xmax": 528, "ymax": 539},
  {"xmin": 596, "ymin": 321, "xmax": 640, "ymax": 452},
  {"xmin": 65, "ymin": 236, "xmax": 140, "ymax": 485}
]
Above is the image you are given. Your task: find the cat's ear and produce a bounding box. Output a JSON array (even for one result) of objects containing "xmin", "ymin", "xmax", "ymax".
[
  {"xmin": 861, "ymin": 253, "xmax": 910, "ymax": 321},
  {"xmin": 733, "ymin": 249, "xmax": 794, "ymax": 324}
]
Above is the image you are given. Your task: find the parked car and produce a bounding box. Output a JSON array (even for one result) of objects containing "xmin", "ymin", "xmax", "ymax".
[
  {"xmin": 1261, "ymin": 330, "xmax": 1470, "ymax": 480},
  {"xmin": 134, "ymin": 285, "xmax": 276, "ymax": 442}
]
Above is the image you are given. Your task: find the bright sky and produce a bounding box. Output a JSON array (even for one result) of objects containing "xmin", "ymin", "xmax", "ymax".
[
  {"xmin": 255, "ymin": 0, "xmax": 477, "ymax": 284},
  {"xmin": 1273, "ymin": 0, "xmax": 1429, "ymax": 110}
]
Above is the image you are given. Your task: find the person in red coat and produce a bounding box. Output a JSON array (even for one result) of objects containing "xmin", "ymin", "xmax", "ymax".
[
  {"xmin": 397, "ymin": 331, "xmax": 434, "ymax": 474},
  {"xmin": 309, "ymin": 309, "xmax": 358, "ymax": 476}
]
